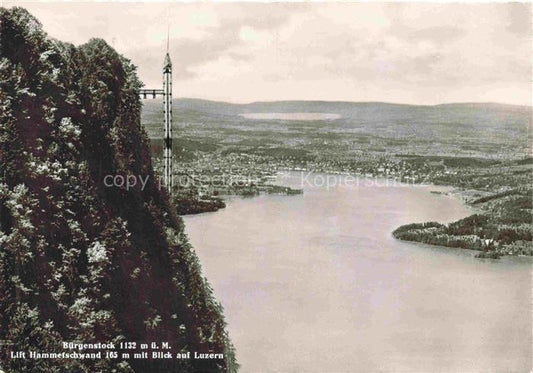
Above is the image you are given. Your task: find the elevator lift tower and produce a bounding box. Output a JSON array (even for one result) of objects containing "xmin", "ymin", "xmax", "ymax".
[{"xmin": 140, "ymin": 47, "xmax": 173, "ymax": 195}]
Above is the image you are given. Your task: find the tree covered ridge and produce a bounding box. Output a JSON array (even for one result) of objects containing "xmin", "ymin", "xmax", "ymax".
[
  {"xmin": 393, "ymin": 193, "xmax": 532, "ymax": 258},
  {"xmin": 0, "ymin": 7, "xmax": 236, "ymax": 372}
]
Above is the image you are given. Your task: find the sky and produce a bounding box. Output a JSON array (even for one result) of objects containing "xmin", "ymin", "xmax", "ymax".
[{"xmin": 4, "ymin": 1, "xmax": 532, "ymax": 106}]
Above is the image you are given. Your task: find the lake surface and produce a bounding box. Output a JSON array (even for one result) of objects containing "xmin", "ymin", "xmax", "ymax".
[
  {"xmin": 183, "ymin": 172, "xmax": 532, "ymax": 372},
  {"xmin": 240, "ymin": 113, "xmax": 341, "ymax": 120}
]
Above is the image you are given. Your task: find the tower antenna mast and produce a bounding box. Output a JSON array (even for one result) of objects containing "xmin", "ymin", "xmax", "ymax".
[
  {"xmin": 162, "ymin": 22, "xmax": 173, "ymax": 195},
  {"xmin": 166, "ymin": 23, "xmax": 170, "ymax": 53},
  {"xmin": 139, "ymin": 20, "xmax": 174, "ymax": 196}
]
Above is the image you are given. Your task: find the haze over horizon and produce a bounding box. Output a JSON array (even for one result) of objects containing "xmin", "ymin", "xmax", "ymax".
[
  {"xmin": 6, "ymin": 1, "xmax": 531, "ymax": 106},
  {"xmin": 169, "ymin": 96, "xmax": 531, "ymax": 108}
]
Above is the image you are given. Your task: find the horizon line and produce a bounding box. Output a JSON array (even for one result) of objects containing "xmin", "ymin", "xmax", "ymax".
[{"xmin": 160, "ymin": 97, "xmax": 531, "ymax": 108}]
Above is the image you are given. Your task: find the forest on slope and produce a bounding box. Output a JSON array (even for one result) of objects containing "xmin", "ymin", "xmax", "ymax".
[
  {"xmin": 0, "ymin": 7, "xmax": 236, "ymax": 372},
  {"xmin": 393, "ymin": 183, "xmax": 532, "ymax": 258}
]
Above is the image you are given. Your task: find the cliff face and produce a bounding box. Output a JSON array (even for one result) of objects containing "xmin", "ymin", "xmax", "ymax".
[{"xmin": 0, "ymin": 7, "xmax": 235, "ymax": 372}]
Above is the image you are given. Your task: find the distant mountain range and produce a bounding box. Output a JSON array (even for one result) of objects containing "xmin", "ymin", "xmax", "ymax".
[
  {"xmin": 140, "ymin": 97, "xmax": 530, "ymax": 160},
  {"xmin": 144, "ymin": 98, "xmax": 530, "ymax": 130},
  {"xmin": 166, "ymin": 97, "xmax": 529, "ymax": 115}
]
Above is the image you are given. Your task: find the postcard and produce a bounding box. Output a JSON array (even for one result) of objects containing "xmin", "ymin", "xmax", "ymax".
[{"xmin": 0, "ymin": 2, "xmax": 531, "ymax": 372}]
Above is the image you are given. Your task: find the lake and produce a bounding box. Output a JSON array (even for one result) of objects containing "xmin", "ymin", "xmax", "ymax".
[{"xmin": 183, "ymin": 172, "xmax": 531, "ymax": 372}]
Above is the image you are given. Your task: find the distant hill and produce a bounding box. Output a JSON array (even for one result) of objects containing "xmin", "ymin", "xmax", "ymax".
[
  {"xmin": 144, "ymin": 97, "xmax": 529, "ymax": 124},
  {"xmin": 142, "ymin": 98, "xmax": 529, "ymax": 159},
  {"xmin": 158, "ymin": 98, "xmax": 529, "ymax": 112}
]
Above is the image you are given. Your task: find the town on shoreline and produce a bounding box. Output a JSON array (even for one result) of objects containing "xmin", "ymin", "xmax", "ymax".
[{"xmin": 157, "ymin": 146, "xmax": 531, "ymax": 258}]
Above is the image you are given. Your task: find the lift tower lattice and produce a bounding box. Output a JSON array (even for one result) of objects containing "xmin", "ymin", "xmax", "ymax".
[
  {"xmin": 140, "ymin": 51, "xmax": 173, "ymax": 195},
  {"xmin": 163, "ymin": 52, "xmax": 172, "ymax": 194}
]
